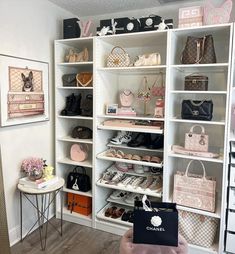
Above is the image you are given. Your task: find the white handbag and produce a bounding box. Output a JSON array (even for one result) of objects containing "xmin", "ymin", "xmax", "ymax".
[
  {"xmin": 185, "ymin": 125, "xmax": 208, "ymax": 152},
  {"xmin": 107, "ymin": 46, "xmax": 131, "ymax": 67},
  {"xmin": 134, "ymin": 52, "xmax": 161, "ymax": 67}
]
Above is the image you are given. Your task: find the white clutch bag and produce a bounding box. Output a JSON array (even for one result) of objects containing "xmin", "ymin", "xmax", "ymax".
[{"xmin": 134, "ymin": 52, "xmax": 161, "ymax": 67}]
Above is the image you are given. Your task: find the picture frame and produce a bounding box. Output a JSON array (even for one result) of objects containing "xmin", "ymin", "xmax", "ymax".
[
  {"xmin": 0, "ymin": 54, "xmax": 49, "ymax": 127},
  {"xmin": 106, "ymin": 103, "xmax": 118, "ymax": 115}
]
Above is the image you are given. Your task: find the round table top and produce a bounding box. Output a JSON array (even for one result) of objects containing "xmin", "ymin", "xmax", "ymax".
[{"xmin": 17, "ymin": 177, "xmax": 65, "ymax": 194}]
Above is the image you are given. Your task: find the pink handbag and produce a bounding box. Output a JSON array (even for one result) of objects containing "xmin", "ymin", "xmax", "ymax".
[
  {"xmin": 70, "ymin": 143, "xmax": 89, "ymax": 162},
  {"xmin": 173, "ymin": 160, "xmax": 216, "ymax": 212},
  {"xmin": 185, "ymin": 125, "xmax": 208, "ymax": 152},
  {"xmin": 151, "ymin": 72, "xmax": 165, "ymax": 97}
]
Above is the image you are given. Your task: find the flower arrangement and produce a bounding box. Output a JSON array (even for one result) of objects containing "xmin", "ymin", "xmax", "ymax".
[{"xmin": 21, "ymin": 157, "xmax": 45, "ymax": 180}]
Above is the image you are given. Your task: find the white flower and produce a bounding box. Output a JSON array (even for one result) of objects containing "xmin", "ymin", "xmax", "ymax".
[{"xmin": 151, "ymin": 216, "xmax": 162, "ymax": 227}]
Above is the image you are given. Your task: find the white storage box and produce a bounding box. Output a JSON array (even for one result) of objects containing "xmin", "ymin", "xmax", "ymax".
[
  {"xmin": 227, "ymin": 210, "xmax": 235, "ymax": 232},
  {"xmin": 230, "ymin": 165, "xmax": 235, "ymax": 187},
  {"xmin": 226, "ymin": 232, "xmax": 235, "ymax": 253},
  {"xmin": 229, "ymin": 188, "xmax": 235, "ymax": 210},
  {"xmin": 178, "ymin": 6, "xmax": 203, "ymax": 28}
]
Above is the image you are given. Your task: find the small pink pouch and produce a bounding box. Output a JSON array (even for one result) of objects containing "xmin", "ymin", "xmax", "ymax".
[{"xmin": 70, "ymin": 143, "xmax": 89, "ymax": 162}]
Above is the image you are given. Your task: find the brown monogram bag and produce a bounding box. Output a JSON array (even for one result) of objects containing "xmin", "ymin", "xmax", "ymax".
[{"xmin": 181, "ymin": 35, "xmax": 216, "ymax": 64}]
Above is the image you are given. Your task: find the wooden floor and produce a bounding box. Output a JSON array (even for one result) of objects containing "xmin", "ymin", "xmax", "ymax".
[{"xmin": 11, "ymin": 218, "xmax": 121, "ymax": 254}]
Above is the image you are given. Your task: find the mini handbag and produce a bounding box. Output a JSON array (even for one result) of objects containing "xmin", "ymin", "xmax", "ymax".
[
  {"xmin": 181, "ymin": 100, "xmax": 213, "ymax": 121},
  {"xmin": 70, "ymin": 143, "xmax": 89, "ymax": 162},
  {"xmin": 134, "ymin": 52, "xmax": 161, "ymax": 67},
  {"xmin": 137, "ymin": 77, "xmax": 151, "ymax": 102},
  {"xmin": 71, "ymin": 126, "xmax": 92, "ymax": 139},
  {"xmin": 151, "ymin": 72, "xmax": 165, "ymax": 97},
  {"xmin": 76, "ymin": 72, "xmax": 93, "ymax": 87},
  {"xmin": 185, "ymin": 125, "xmax": 209, "ymax": 152},
  {"xmin": 184, "ymin": 74, "xmax": 208, "ymax": 91},
  {"xmin": 181, "ymin": 35, "xmax": 216, "ymax": 64},
  {"xmin": 62, "ymin": 74, "xmax": 77, "ymax": 87},
  {"xmin": 173, "ymin": 160, "xmax": 216, "ymax": 212},
  {"xmin": 107, "ymin": 46, "xmax": 130, "ymax": 67},
  {"xmin": 66, "ymin": 166, "xmax": 91, "ymax": 192}
]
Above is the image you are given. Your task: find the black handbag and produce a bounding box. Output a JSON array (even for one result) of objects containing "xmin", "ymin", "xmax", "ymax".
[
  {"xmin": 66, "ymin": 166, "xmax": 91, "ymax": 192},
  {"xmin": 71, "ymin": 126, "xmax": 92, "ymax": 139},
  {"xmin": 181, "ymin": 100, "xmax": 213, "ymax": 121},
  {"xmin": 62, "ymin": 74, "xmax": 77, "ymax": 87}
]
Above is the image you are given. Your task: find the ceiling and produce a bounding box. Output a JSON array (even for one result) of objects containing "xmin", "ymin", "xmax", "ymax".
[{"xmin": 48, "ymin": 0, "xmax": 196, "ymax": 17}]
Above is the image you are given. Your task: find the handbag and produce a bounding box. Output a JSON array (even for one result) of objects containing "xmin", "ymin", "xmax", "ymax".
[
  {"xmin": 181, "ymin": 100, "xmax": 213, "ymax": 121},
  {"xmin": 133, "ymin": 195, "xmax": 178, "ymax": 246},
  {"xmin": 185, "ymin": 125, "xmax": 209, "ymax": 152},
  {"xmin": 173, "ymin": 160, "xmax": 216, "ymax": 212},
  {"xmin": 65, "ymin": 48, "xmax": 89, "ymax": 62},
  {"xmin": 184, "ymin": 74, "xmax": 208, "ymax": 91},
  {"xmin": 134, "ymin": 52, "xmax": 161, "ymax": 67},
  {"xmin": 151, "ymin": 72, "xmax": 165, "ymax": 97},
  {"xmin": 137, "ymin": 77, "xmax": 151, "ymax": 102},
  {"xmin": 76, "ymin": 72, "xmax": 93, "ymax": 87},
  {"xmin": 70, "ymin": 143, "xmax": 89, "ymax": 162},
  {"xmin": 107, "ymin": 46, "xmax": 130, "ymax": 67},
  {"xmin": 66, "ymin": 166, "xmax": 91, "ymax": 192},
  {"xmin": 181, "ymin": 35, "xmax": 216, "ymax": 64},
  {"xmin": 81, "ymin": 94, "xmax": 93, "ymax": 116},
  {"xmin": 62, "ymin": 74, "xmax": 77, "ymax": 87},
  {"xmin": 71, "ymin": 126, "xmax": 92, "ymax": 139},
  {"xmin": 179, "ymin": 210, "xmax": 219, "ymax": 248}
]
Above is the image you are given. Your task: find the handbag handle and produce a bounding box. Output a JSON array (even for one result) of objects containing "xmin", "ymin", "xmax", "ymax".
[
  {"xmin": 111, "ymin": 46, "xmax": 126, "ymax": 55},
  {"xmin": 185, "ymin": 160, "xmax": 206, "ymax": 179},
  {"xmin": 189, "ymin": 125, "xmax": 205, "ymax": 135},
  {"xmin": 189, "ymin": 100, "xmax": 205, "ymax": 106},
  {"xmin": 152, "ymin": 71, "xmax": 164, "ymax": 88},
  {"xmin": 73, "ymin": 166, "xmax": 87, "ymax": 175}
]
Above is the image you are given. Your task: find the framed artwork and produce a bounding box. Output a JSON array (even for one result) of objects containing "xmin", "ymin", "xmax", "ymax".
[{"xmin": 0, "ymin": 55, "xmax": 49, "ymax": 127}]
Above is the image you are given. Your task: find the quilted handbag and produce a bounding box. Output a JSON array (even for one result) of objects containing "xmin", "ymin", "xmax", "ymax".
[
  {"xmin": 151, "ymin": 72, "xmax": 165, "ymax": 97},
  {"xmin": 134, "ymin": 52, "xmax": 161, "ymax": 67},
  {"xmin": 66, "ymin": 166, "xmax": 91, "ymax": 192},
  {"xmin": 62, "ymin": 74, "xmax": 77, "ymax": 87},
  {"xmin": 181, "ymin": 35, "xmax": 216, "ymax": 64},
  {"xmin": 181, "ymin": 100, "xmax": 213, "ymax": 121},
  {"xmin": 173, "ymin": 160, "xmax": 216, "ymax": 212},
  {"xmin": 184, "ymin": 74, "xmax": 208, "ymax": 91},
  {"xmin": 179, "ymin": 210, "xmax": 219, "ymax": 248},
  {"xmin": 185, "ymin": 125, "xmax": 209, "ymax": 152},
  {"xmin": 70, "ymin": 143, "xmax": 89, "ymax": 162},
  {"xmin": 76, "ymin": 72, "xmax": 93, "ymax": 87},
  {"xmin": 107, "ymin": 46, "xmax": 130, "ymax": 67}
]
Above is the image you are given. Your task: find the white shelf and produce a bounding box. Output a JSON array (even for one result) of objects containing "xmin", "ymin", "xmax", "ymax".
[
  {"xmin": 171, "ymin": 63, "xmax": 228, "ymax": 72},
  {"xmin": 58, "ymin": 115, "xmax": 93, "ymax": 120},
  {"xmin": 57, "ymin": 136, "xmax": 93, "ymax": 144},
  {"xmin": 96, "ymin": 181, "xmax": 162, "ymax": 198},
  {"xmin": 98, "ymin": 114, "xmax": 164, "ymax": 121},
  {"xmin": 57, "ymin": 61, "xmax": 93, "ymax": 67},
  {"xmin": 97, "ymin": 150, "xmax": 163, "ymax": 168},
  {"xmin": 168, "ymin": 152, "xmax": 223, "ymax": 164},
  {"xmin": 62, "ymin": 187, "xmax": 93, "ymax": 197},
  {"xmin": 58, "ymin": 207, "xmax": 92, "ymax": 221},
  {"xmin": 96, "ymin": 203, "xmax": 133, "ymax": 227},
  {"xmin": 98, "ymin": 125, "xmax": 164, "ymax": 134},
  {"xmin": 57, "ymin": 86, "xmax": 94, "ymax": 90},
  {"xmin": 55, "ymin": 37, "xmax": 93, "ymax": 43},
  {"xmin": 97, "ymin": 66, "xmax": 166, "ymax": 74},
  {"xmin": 170, "ymin": 90, "xmax": 227, "ymax": 95},
  {"xmin": 106, "ymin": 197, "xmax": 134, "ymax": 207},
  {"xmin": 107, "ymin": 143, "xmax": 163, "ymax": 153},
  {"xmin": 57, "ymin": 157, "xmax": 93, "ymax": 168},
  {"xmin": 169, "ymin": 118, "xmax": 225, "ymax": 126}
]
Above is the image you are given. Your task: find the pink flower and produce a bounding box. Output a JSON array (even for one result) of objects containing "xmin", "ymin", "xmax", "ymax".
[{"xmin": 21, "ymin": 157, "xmax": 45, "ymax": 173}]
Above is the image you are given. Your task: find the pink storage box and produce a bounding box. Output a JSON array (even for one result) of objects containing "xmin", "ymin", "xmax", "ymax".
[{"xmin": 178, "ymin": 6, "xmax": 203, "ymax": 28}]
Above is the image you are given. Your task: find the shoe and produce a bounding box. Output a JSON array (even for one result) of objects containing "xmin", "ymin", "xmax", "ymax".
[
  {"xmin": 110, "ymin": 172, "xmax": 126, "ymax": 184},
  {"xmin": 100, "ymin": 171, "xmax": 117, "ymax": 183},
  {"xmin": 146, "ymin": 176, "xmax": 163, "ymax": 192},
  {"xmin": 125, "ymin": 193, "xmax": 142, "ymax": 205},
  {"xmin": 110, "ymin": 190, "xmax": 128, "ymax": 200},
  {"xmin": 60, "ymin": 93, "xmax": 75, "ymax": 116},
  {"xmin": 111, "ymin": 208, "xmax": 125, "ymax": 219},
  {"xmin": 127, "ymin": 133, "xmax": 149, "ymax": 147},
  {"xmin": 115, "ymin": 162, "xmax": 129, "ymax": 172},
  {"xmin": 105, "ymin": 206, "xmax": 117, "ymax": 217},
  {"xmin": 110, "ymin": 131, "xmax": 132, "ymax": 145},
  {"xmin": 118, "ymin": 176, "xmax": 136, "ymax": 187},
  {"xmin": 133, "ymin": 164, "xmax": 144, "ymax": 174},
  {"xmin": 121, "ymin": 210, "xmax": 134, "ymax": 223},
  {"xmin": 61, "ymin": 93, "xmax": 82, "ymax": 116},
  {"xmin": 129, "ymin": 176, "xmax": 145, "ymax": 189},
  {"xmin": 146, "ymin": 134, "xmax": 164, "ymax": 149}
]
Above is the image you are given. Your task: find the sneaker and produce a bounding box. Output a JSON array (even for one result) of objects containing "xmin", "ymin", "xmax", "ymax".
[
  {"xmin": 146, "ymin": 176, "xmax": 163, "ymax": 192},
  {"xmin": 125, "ymin": 193, "xmax": 142, "ymax": 205},
  {"xmin": 133, "ymin": 164, "xmax": 144, "ymax": 174},
  {"xmin": 129, "ymin": 176, "xmax": 145, "ymax": 189},
  {"xmin": 106, "ymin": 164, "xmax": 118, "ymax": 172},
  {"xmin": 115, "ymin": 162, "xmax": 129, "ymax": 172},
  {"xmin": 110, "ymin": 190, "xmax": 128, "ymax": 200},
  {"xmin": 137, "ymin": 176, "xmax": 154, "ymax": 190},
  {"xmin": 110, "ymin": 172, "xmax": 126, "ymax": 184},
  {"xmin": 100, "ymin": 171, "xmax": 117, "ymax": 183},
  {"xmin": 110, "ymin": 131, "xmax": 132, "ymax": 145},
  {"xmin": 118, "ymin": 176, "xmax": 136, "ymax": 187}
]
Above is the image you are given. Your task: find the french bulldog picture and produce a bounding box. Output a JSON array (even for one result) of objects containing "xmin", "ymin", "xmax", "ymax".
[{"xmin": 21, "ymin": 71, "xmax": 34, "ymax": 92}]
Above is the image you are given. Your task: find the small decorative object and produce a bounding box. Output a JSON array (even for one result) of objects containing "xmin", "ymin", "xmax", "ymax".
[
  {"xmin": 204, "ymin": 0, "xmax": 232, "ymax": 25},
  {"xmin": 178, "ymin": 6, "xmax": 203, "ymax": 28},
  {"xmin": 76, "ymin": 72, "xmax": 93, "ymax": 87},
  {"xmin": 21, "ymin": 157, "xmax": 45, "ymax": 181},
  {"xmin": 119, "ymin": 90, "xmax": 134, "ymax": 107},
  {"xmin": 134, "ymin": 52, "xmax": 161, "ymax": 67},
  {"xmin": 107, "ymin": 46, "xmax": 131, "ymax": 67},
  {"xmin": 137, "ymin": 77, "xmax": 151, "ymax": 115},
  {"xmin": 43, "ymin": 165, "xmax": 54, "ymax": 180},
  {"xmin": 78, "ymin": 20, "xmax": 93, "ymax": 37},
  {"xmin": 106, "ymin": 104, "xmax": 118, "ymax": 115},
  {"xmin": 154, "ymin": 99, "xmax": 164, "ymax": 118}
]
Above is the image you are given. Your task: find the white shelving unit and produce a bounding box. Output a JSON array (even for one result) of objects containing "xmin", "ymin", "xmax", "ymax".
[
  {"xmin": 54, "ymin": 23, "xmax": 234, "ymax": 254},
  {"xmin": 54, "ymin": 37, "xmax": 95, "ymax": 227}
]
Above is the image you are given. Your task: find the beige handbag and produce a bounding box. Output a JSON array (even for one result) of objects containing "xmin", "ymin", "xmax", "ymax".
[
  {"xmin": 107, "ymin": 46, "xmax": 130, "ymax": 67},
  {"xmin": 173, "ymin": 160, "xmax": 216, "ymax": 212},
  {"xmin": 179, "ymin": 210, "xmax": 219, "ymax": 248},
  {"xmin": 185, "ymin": 125, "xmax": 209, "ymax": 152},
  {"xmin": 65, "ymin": 48, "xmax": 89, "ymax": 63},
  {"xmin": 134, "ymin": 52, "xmax": 161, "ymax": 67}
]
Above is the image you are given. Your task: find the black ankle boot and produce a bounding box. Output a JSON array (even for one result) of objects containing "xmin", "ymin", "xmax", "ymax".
[
  {"xmin": 61, "ymin": 93, "xmax": 76, "ymax": 116},
  {"xmin": 69, "ymin": 93, "xmax": 82, "ymax": 115}
]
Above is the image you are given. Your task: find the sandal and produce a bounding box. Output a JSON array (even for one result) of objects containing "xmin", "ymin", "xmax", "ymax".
[
  {"xmin": 142, "ymin": 155, "xmax": 151, "ymax": 162},
  {"xmin": 124, "ymin": 153, "xmax": 133, "ymax": 160},
  {"xmin": 132, "ymin": 155, "xmax": 142, "ymax": 161},
  {"xmin": 106, "ymin": 149, "xmax": 117, "ymax": 157},
  {"xmin": 115, "ymin": 150, "xmax": 125, "ymax": 159},
  {"xmin": 111, "ymin": 208, "xmax": 125, "ymax": 219},
  {"xmin": 150, "ymin": 156, "xmax": 162, "ymax": 163},
  {"xmin": 105, "ymin": 206, "xmax": 117, "ymax": 217}
]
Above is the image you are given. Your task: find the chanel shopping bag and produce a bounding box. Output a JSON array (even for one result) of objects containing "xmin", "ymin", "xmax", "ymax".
[{"xmin": 133, "ymin": 195, "xmax": 178, "ymax": 246}]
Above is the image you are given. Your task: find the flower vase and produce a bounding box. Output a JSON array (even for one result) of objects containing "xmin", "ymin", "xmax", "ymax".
[{"xmin": 27, "ymin": 169, "xmax": 43, "ymax": 181}]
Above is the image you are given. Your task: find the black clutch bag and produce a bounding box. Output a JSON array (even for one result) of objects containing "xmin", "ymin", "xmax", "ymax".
[
  {"xmin": 67, "ymin": 166, "xmax": 91, "ymax": 192},
  {"xmin": 181, "ymin": 100, "xmax": 213, "ymax": 121},
  {"xmin": 62, "ymin": 74, "xmax": 77, "ymax": 87}
]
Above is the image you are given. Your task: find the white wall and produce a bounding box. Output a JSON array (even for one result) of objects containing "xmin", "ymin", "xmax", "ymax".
[{"xmin": 0, "ymin": 0, "xmax": 72, "ymax": 246}]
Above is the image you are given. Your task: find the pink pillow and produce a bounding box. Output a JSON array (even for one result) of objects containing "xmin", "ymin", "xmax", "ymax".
[{"xmin": 204, "ymin": 0, "xmax": 232, "ymax": 25}]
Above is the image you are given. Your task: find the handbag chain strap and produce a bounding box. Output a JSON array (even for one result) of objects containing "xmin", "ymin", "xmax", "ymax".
[{"xmin": 189, "ymin": 100, "xmax": 205, "ymax": 106}]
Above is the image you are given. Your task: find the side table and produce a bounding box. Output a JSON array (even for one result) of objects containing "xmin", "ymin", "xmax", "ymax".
[{"xmin": 17, "ymin": 177, "xmax": 64, "ymax": 250}]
